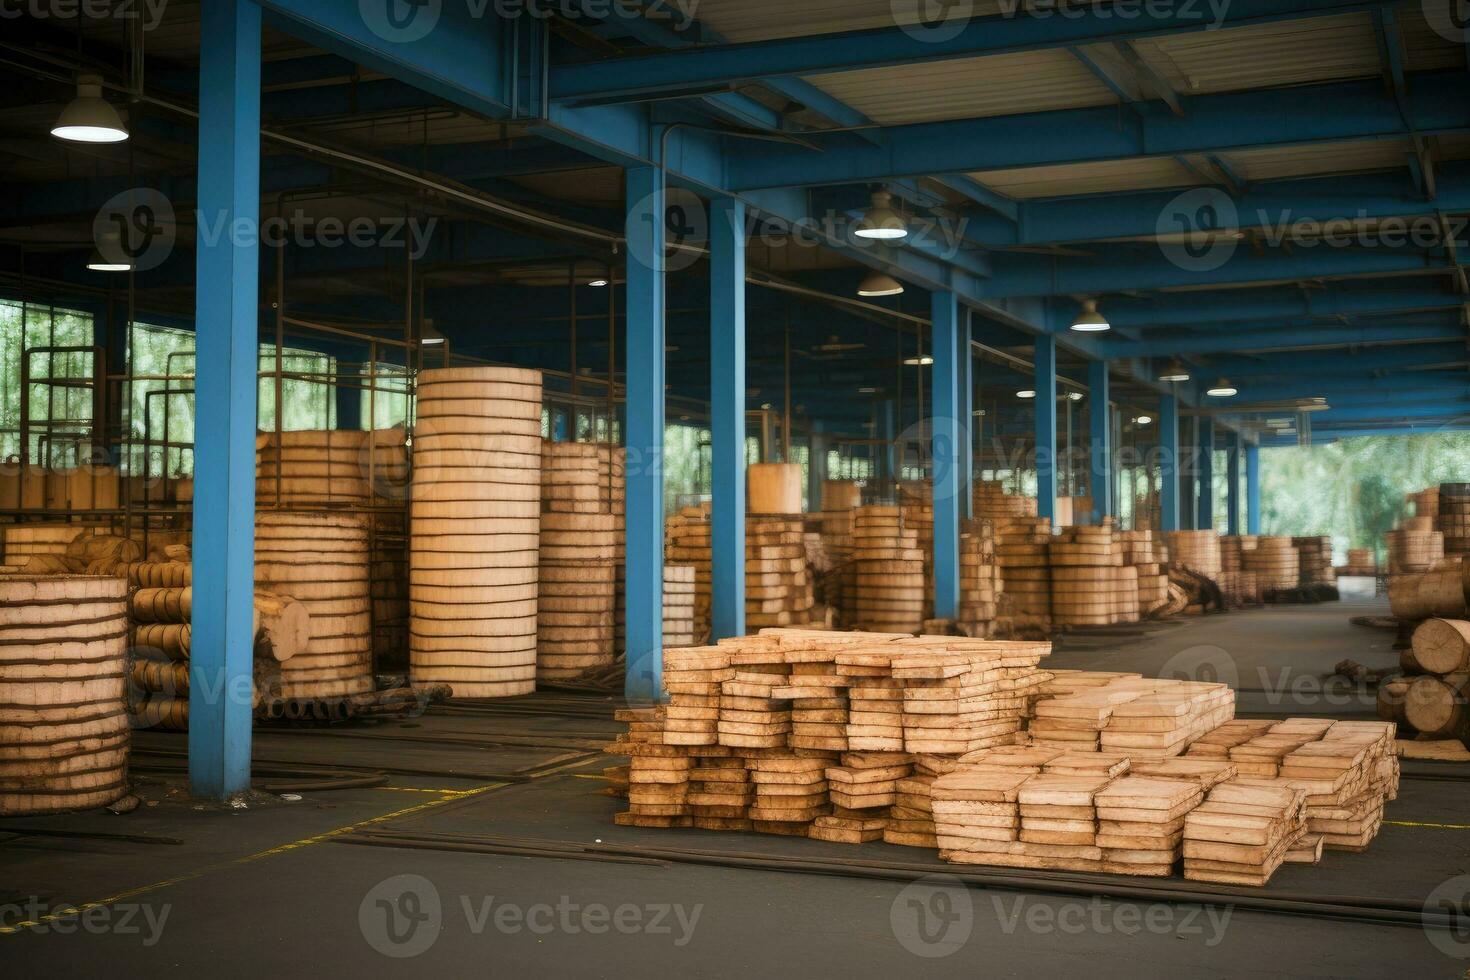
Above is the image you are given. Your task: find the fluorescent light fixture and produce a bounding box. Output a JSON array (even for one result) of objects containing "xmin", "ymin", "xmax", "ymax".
[
  {"xmin": 1134, "ymin": 415, "xmax": 1153, "ymax": 425},
  {"xmin": 854, "ymin": 190, "xmax": 908, "ymax": 240},
  {"xmin": 1069, "ymin": 298, "xmax": 1110, "ymax": 332},
  {"xmin": 1158, "ymin": 359, "xmax": 1191, "ymax": 383},
  {"xmin": 1206, "ymin": 378, "xmax": 1238, "ymax": 398},
  {"xmin": 1016, "ymin": 389, "xmax": 1036, "ymax": 399},
  {"xmin": 52, "ymin": 74, "xmax": 128, "ymax": 143},
  {"xmin": 903, "ymin": 355, "xmax": 934, "ymax": 366},
  {"xmin": 420, "ymin": 321, "xmax": 446, "ymax": 346},
  {"xmin": 1067, "ymin": 391, "xmax": 1084, "ymax": 402},
  {"xmin": 587, "ymin": 279, "xmax": 609, "ymax": 287},
  {"xmin": 857, "ymin": 272, "xmax": 905, "ymax": 297},
  {"xmin": 858, "ymin": 386, "xmax": 879, "ymax": 394}
]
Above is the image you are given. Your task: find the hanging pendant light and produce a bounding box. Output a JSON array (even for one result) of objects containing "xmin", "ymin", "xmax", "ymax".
[
  {"xmin": 1206, "ymin": 378, "xmax": 1238, "ymax": 397},
  {"xmin": 854, "ymin": 190, "xmax": 908, "ymax": 240},
  {"xmin": 1158, "ymin": 359, "xmax": 1191, "ymax": 383},
  {"xmin": 52, "ymin": 74, "xmax": 129, "ymax": 143},
  {"xmin": 857, "ymin": 271, "xmax": 905, "ymax": 297},
  {"xmin": 1069, "ymin": 298, "xmax": 1110, "ymax": 332},
  {"xmin": 87, "ymin": 230, "xmax": 132, "ymax": 272},
  {"xmin": 1016, "ymin": 389, "xmax": 1037, "ymax": 399}
]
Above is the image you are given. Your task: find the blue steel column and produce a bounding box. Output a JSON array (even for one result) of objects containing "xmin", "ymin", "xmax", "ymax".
[
  {"xmin": 624, "ymin": 166, "xmax": 665, "ymax": 702},
  {"xmin": 1196, "ymin": 419, "xmax": 1216, "ymax": 531},
  {"xmin": 189, "ymin": 0, "xmax": 260, "ymax": 799},
  {"xmin": 1246, "ymin": 443, "xmax": 1262, "ymax": 534},
  {"xmin": 709, "ymin": 197, "xmax": 746, "ymax": 641},
  {"xmin": 1159, "ymin": 393, "xmax": 1181, "ymax": 532},
  {"xmin": 961, "ymin": 310, "xmax": 974, "ymax": 520},
  {"xmin": 1226, "ymin": 432, "xmax": 1242, "ymax": 536},
  {"xmin": 1088, "ymin": 359, "xmax": 1113, "ymax": 523},
  {"xmin": 931, "ymin": 289, "xmax": 963, "ymax": 620},
  {"xmin": 808, "ymin": 421, "xmax": 827, "ymax": 514},
  {"xmin": 1034, "ymin": 335, "xmax": 1058, "ymax": 523}
]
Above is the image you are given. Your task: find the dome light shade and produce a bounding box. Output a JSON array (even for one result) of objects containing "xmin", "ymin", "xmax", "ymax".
[
  {"xmin": 854, "ymin": 191, "xmax": 908, "ymax": 240},
  {"xmin": 1016, "ymin": 389, "xmax": 1037, "ymax": 399},
  {"xmin": 1070, "ymin": 298, "xmax": 1110, "ymax": 332},
  {"xmin": 1158, "ymin": 359, "xmax": 1191, "ymax": 383},
  {"xmin": 1206, "ymin": 378, "xmax": 1238, "ymax": 397},
  {"xmin": 86, "ymin": 251, "xmax": 131, "ymax": 273},
  {"xmin": 1135, "ymin": 415, "xmax": 1153, "ymax": 425},
  {"xmin": 52, "ymin": 75, "xmax": 128, "ymax": 143},
  {"xmin": 857, "ymin": 272, "xmax": 905, "ymax": 297},
  {"xmin": 87, "ymin": 231, "xmax": 132, "ymax": 272}
]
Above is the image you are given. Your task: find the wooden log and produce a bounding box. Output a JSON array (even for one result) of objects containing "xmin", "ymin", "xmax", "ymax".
[
  {"xmin": 1409, "ymin": 619, "xmax": 1470, "ymax": 675},
  {"xmin": 1402, "ymin": 673, "xmax": 1470, "ymax": 739},
  {"xmin": 1389, "ymin": 568, "xmax": 1468, "ymax": 620},
  {"xmin": 252, "ymin": 590, "xmax": 311, "ymax": 663}
]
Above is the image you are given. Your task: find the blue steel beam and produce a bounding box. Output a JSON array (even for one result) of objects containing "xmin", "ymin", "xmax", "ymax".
[
  {"xmin": 1197, "ymin": 420, "xmax": 1216, "ymax": 531},
  {"xmin": 549, "ymin": 0, "xmax": 1379, "ymax": 102},
  {"xmin": 1096, "ymin": 284, "xmax": 1466, "ymax": 332},
  {"xmin": 1035, "ymin": 335, "xmax": 1059, "ymax": 523},
  {"xmin": 1107, "ymin": 322, "xmax": 1464, "ymax": 358},
  {"xmin": 1089, "ymin": 360, "xmax": 1113, "ymax": 522},
  {"xmin": 1160, "ymin": 393, "xmax": 1181, "ymax": 532},
  {"xmin": 710, "ymin": 197, "xmax": 746, "ymax": 641},
  {"xmin": 931, "ymin": 289, "xmax": 964, "ymax": 621},
  {"xmin": 1226, "ymin": 433, "xmax": 1242, "ymax": 536},
  {"xmin": 623, "ymin": 166, "xmax": 664, "ymax": 703},
  {"xmin": 189, "ymin": 0, "xmax": 259, "ymax": 801},
  {"xmin": 1202, "ymin": 345, "xmax": 1470, "ymax": 379},
  {"xmin": 728, "ymin": 72, "xmax": 1470, "ymax": 189},
  {"xmin": 1303, "ymin": 399, "xmax": 1470, "ymax": 422}
]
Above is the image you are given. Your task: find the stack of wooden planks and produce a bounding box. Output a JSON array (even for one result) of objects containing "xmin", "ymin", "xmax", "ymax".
[
  {"xmin": 1049, "ymin": 525, "xmax": 1139, "ymax": 627},
  {"xmin": 1293, "ymin": 536, "xmax": 1335, "ymax": 587},
  {"xmin": 958, "ymin": 518, "xmax": 998, "ymax": 637},
  {"xmin": 1029, "ymin": 669, "xmax": 1235, "ymax": 758},
  {"xmin": 850, "ymin": 506, "xmax": 926, "ymax": 634}
]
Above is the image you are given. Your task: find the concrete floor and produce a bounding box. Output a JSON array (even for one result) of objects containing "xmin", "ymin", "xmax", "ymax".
[{"xmin": 6, "ymin": 599, "xmax": 1470, "ymax": 978}]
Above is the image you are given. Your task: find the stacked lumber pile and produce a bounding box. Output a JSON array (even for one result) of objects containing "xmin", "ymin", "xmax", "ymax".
[
  {"xmin": 745, "ymin": 515, "xmax": 816, "ymax": 630},
  {"xmin": 665, "ymin": 503, "xmax": 713, "ymax": 642},
  {"xmin": 1293, "ymin": 536, "xmax": 1335, "ymax": 586},
  {"xmin": 409, "ymin": 367, "xmax": 543, "ymax": 697},
  {"xmin": 1218, "ymin": 535, "xmax": 1262, "ymax": 604},
  {"xmin": 1, "ymin": 523, "xmax": 89, "ymax": 564},
  {"xmin": 537, "ymin": 441, "xmax": 620, "ymax": 681},
  {"xmin": 815, "ymin": 481, "xmax": 860, "ymax": 624},
  {"xmin": 1387, "ymin": 491, "xmax": 1443, "ymax": 572},
  {"xmin": 1120, "ymin": 531, "xmax": 1170, "ymax": 615},
  {"xmin": 1441, "ymin": 484, "xmax": 1470, "ymax": 559},
  {"xmin": 974, "ymin": 480, "xmax": 1036, "ymax": 520},
  {"xmin": 598, "ymin": 446, "xmax": 628, "ymax": 659},
  {"xmin": 899, "ymin": 482, "xmax": 935, "ymax": 613},
  {"xmin": 1030, "ymin": 670, "xmax": 1234, "ymax": 759},
  {"xmin": 1049, "ymin": 524, "xmax": 1138, "ymax": 627},
  {"xmin": 1338, "ymin": 548, "xmax": 1376, "ymax": 576},
  {"xmin": 1182, "ymin": 781, "xmax": 1307, "ymax": 886},
  {"xmin": 958, "ymin": 518, "xmax": 998, "ymax": 638},
  {"xmin": 254, "ymin": 429, "xmax": 408, "ymax": 508},
  {"xmin": 994, "ymin": 515, "xmax": 1053, "ymax": 635},
  {"xmin": 610, "ymin": 630, "xmax": 1048, "ymax": 833},
  {"xmin": 1245, "ymin": 536, "xmax": 1300, "ymax": 592},
  {"xmin": 1164, "ymin": 531, "xmax": 1221, "ymax": 579},
  {"xmin": 663, "ymin": 565, "xmax": 696, "ymax": 648},
  {"xmin": 851, "ymin": 506, "xmax": 926, "ymax": 634}
]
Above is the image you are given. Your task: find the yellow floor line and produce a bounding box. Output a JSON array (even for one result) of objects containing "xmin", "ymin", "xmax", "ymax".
[
  {"xmin": 1385, "ymin": 819, "xmax": 1470, "ymax": 830},
  {"xmin": 0, "ymin": 782, "xmax": 505, "ymax": 936},
  {"xmin": 373, "ymin": 786, "xmax": 481, "ymax": 795}
]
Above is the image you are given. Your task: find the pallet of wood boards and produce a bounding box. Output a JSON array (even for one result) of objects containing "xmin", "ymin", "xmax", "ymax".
[{"xmin": 604, "ymin": 630, "xmax": 1398, "ymax": 886}]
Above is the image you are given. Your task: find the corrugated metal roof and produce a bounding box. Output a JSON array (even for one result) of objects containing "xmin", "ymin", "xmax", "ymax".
[
  {"xmin": 1217, "ymin": 140, "xmax": 1413, "ymax": 183},
  {"xmin": 1398, "ymin": 3, "xmax": 1470, "ymax": 71},
  {"xmin": 693, "ymin": 0, "xmax": 1014, "ymax": 42},
  {"xmin": 811, "ymin": 49, "xmax": 1119, "ymax": 126},
  {"xmin": 969, "ymin": 156, "xmax": 1200, "ymax": 199},
  {"xmin": 1130, "ymin": 13, "xmax": 1382, "ymax": 95}
]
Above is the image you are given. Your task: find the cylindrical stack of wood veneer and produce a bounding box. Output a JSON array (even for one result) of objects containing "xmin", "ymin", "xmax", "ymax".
[
  {"xmin": 409, "ymin": 367, "xmax": 543, "ymax": 697},
  {"xmin": 665, "ymin": 503, "xmax": 713, "ymax": 642},
  {"xmin": 664, "ymin": 565, "xmax": 696, "ymax": 647},
  {"xmin": 1244, "ymin": 535, "xmax": 1300, "ymax": 592},
  {"xmin": 0, "ymin": 574, "xmax": 130, "ymax": 814},
  {"xmin": 599, "ymin": 446, "xmax": 629, "ymax": 657},
  {"xmin": 538, "ymin": 441, "xmax": 619, "ymax": 681},
  {"xmin": 1120, "ymin": 530, "xmax": 1170, "ymax": 613},
  {"xmin": 255, "ymin": 429, "xmax": 409, "ymax": 507},
  {"xmin": 1387, "ymin": 520, "xmax": 1444, "ymax": 573},
  {"xmin": 1050, "ymin": 524, "xmax": 1130, "ymax": 626},
  {"xmin": 900, "ymin": 482, "xmax": 935, "ymax": 612},
  {"xmin": 1165, "ymin": 530, "xmax": 1221, "ymax": 578},
  {"xmin": 851, "ymin": 505, "xmax": 925, "ymax": 633},
  {"xmin": 974, "ymin": 480, "xmax": 1037, "ymax": 520},
  {"xmin": 1293, "ymin": 536, "xmax": 1335, "ymax": 586},
  {"xmin": 2, "ymin": 524, "xmax": 88, "ymax": 563},
  {"xmin": 256, "ymin": 511, "xmax": 373, "ymax": 697},
  {"xmin": 1440, "ymin": 484, "xmax": 1470, "ymax": 558},
  {"xmin": 958, "ymin": 518, "xmax": 997, "ymax": 638},
  {"xmin": 1338, "ymin": 548, "xmax": 1376, "ymax": 576},
  {"xmin": 1410, "ymin": 487, "xmax": 1440, "ymax": 522}
]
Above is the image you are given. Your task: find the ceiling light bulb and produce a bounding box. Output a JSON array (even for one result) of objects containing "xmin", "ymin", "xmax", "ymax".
[
  {"xmin": 1016, "ymin": 389, "xmax": 1036, "ymax": 399},
  {"xmin": 587, "ymin": 279, "xmax": 609, "ymax": 287},
  {"xmin": 854, "ymin": 190, "xmax": 908, "ymax": 240},
  {"xmin": 87, "ymin": 231, "xmax": 132, "ymax": 272},
  {"xmin": 1158, "ymin": 359, "xmax": 1191, "ymax": 383},
  {"xmin": 1206, "ymin": 378, "xmax": 1238, "ymax": 398},
  {"xmin": 1070, "ymin": 298, "xmax": 1110, "ymax": 332},
  {"xmin": 857, "ymin": 272, "xmax": 905, "ymax": 297},
  {"xmin": 1134, "ymin": 415, "xmax": 1153, "ymax": 425},
  {"xmin": 52, "ymin": 74, "xmax": 129, "ymax": 143},
  {"xmin": 1067, "ymin": 391, "xmax": 1084, "ymax": 401}
]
